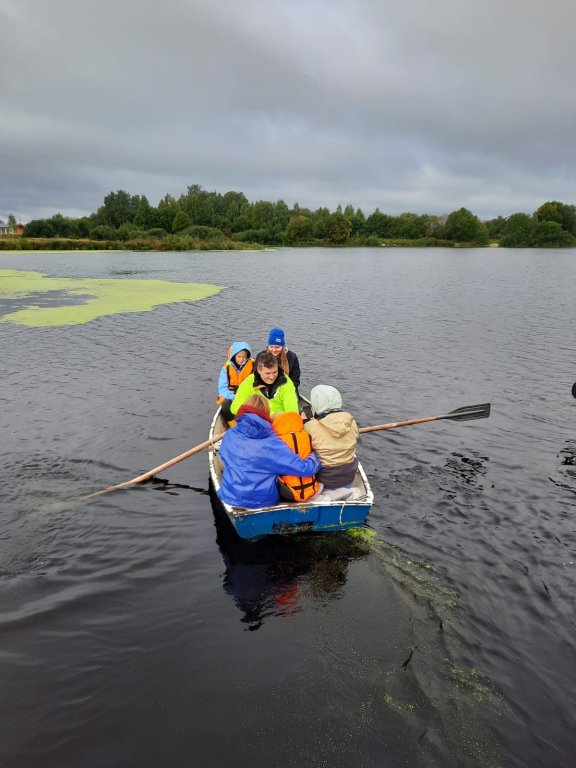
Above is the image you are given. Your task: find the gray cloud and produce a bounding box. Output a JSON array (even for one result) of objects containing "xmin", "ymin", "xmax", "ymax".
[{"xmin": 1, "ymin": 0, "xmax": 575, "ymax": 221}]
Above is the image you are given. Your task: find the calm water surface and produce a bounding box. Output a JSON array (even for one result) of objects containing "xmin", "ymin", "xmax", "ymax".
[{"xmin": 1, "ymin": 248, "xmax": 575, "ymax": 767}]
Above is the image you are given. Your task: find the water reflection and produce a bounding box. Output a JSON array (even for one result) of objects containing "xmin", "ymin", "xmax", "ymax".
[{"xmin": 210, "ymin": 486, "xmax": 370, "ymax": 630}]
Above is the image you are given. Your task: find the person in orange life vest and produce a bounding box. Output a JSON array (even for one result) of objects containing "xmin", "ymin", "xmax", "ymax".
[
  {"xmin": 271, "ymin": 411, "xmax": 322, "ymax": 502},
  {"xmin": 266, "ymin": 328, "xmax": 301, "ymax": 391},
  {"xmin": 217, "ymin": 341, "xmax": 254, "ymax": 422}
]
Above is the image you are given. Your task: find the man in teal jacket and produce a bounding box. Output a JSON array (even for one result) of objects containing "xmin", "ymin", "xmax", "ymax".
[{"xmin": 231, "ymin": 350, "xmax": 299, "ymax": 416}]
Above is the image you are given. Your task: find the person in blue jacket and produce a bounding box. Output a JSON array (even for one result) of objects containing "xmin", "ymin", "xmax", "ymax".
[
  {"xmin": 217, "ymin": 341, "xmax": 254, "ymax": 423},
  {"xmin": 218, "ymin": 395, "xmax": 321, "ymax": 509}
]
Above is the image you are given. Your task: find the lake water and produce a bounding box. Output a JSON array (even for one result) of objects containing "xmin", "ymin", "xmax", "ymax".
[{"xmin": 1, "ymin": 247, "xmax": 575, "ymax": 768}]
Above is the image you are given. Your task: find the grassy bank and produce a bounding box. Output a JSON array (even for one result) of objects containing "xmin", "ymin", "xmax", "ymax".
[{"xmin": 0, "ymin": 236, "xmax": 265, "ymax": 252}]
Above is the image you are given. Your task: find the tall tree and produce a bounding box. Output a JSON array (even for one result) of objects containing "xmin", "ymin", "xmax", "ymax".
[
  {"xmin": 157, "ymin": 194, "xmax": 179, "ymax": 232},
  {"xmin": 426, "ymin": 214, "xmax": 447, "ymax": 239},
  {"xmin": 134, "ymin": 196, "xmax": 156, "ymax": 229},
  {"xmin": 96, "ymin": 190, "xmax": 139, "ymax": 228},
  {"xmin": 390, "ymin": 212, "xmax": 428, "ymax": 239},
  {"xmin": 351, "ymin": 208, "xmax": 366, "ymax": 236},
  {"xmin": 533, "ymin": 220, "xmax": 576, "ymax": 247},
  {"xmin": 327, "ymin": 211, "xmax": 352, "ymax": 244},
  {"xmin": 500, "ymin": 213, "xmax": 534, "ymax": 247},
  {"xmin": 534, "ymin": 201, "xmax": 576, "ymax": 235},
  {"xmin": 287, "ymin": 215, "xmax": 314, "ymax": 244},
  {"xmin": 445, "ymin": 208, "xmax": 489, "ymax": 244},
  {"xmin": 364, "ymin": 208, "xmax": 392, "ymax": 238}
]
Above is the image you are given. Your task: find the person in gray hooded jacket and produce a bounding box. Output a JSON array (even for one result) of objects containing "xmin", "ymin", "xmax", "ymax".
[{"xmin": 303, "ymin": 385, "xmax": 359, "ymax": 489}]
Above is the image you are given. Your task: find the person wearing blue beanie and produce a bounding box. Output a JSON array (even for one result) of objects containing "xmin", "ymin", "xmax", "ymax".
[
  {"xmin": 266, "ymin": 327, "xmax": 301, "ymax": 390},
  {"xmin": 268, "ymin": 328, "xmax": 285, "ymax": 347}
]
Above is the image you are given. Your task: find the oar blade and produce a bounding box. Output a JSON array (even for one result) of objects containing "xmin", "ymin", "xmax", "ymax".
[{"xmin": 441, "ymin": 403, "xmax": 491, "ymax": 422}]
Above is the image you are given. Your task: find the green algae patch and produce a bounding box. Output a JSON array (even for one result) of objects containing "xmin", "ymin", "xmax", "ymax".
[
  {"xmin": 0, "ymin": 269, "xmax": 223, "ymax": 327},
  {"xmin": 346, "ymin": 527, "xmax": 377, "ymax": 542}
]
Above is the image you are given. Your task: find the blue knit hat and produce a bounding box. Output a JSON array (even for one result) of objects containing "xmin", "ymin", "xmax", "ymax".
[{"xmin": 268, "ymin": 327, "xmax": 285, "ymax": 346}]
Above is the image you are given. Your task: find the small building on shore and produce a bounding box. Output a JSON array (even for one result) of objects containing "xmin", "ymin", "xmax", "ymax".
[{"xmin": 0, "ymin": 220, "xmax": 24, "ymax": 236}]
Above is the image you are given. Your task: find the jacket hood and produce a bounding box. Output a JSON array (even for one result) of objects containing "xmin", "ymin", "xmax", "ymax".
[
  {"xmin": 310, "ymin": 385, "xmax": 342, "ymax": 417},
  {"xmin": 272, "ymin": 411, "xmax": 304, "ymax": 435},
  {"xmin": 235, "ymin": 411, "xmax": 275, "ymax": 439},
  {"xmin": 315, "ymin": 411, "xmax": 356, "ymax": 438},
  {"xmin": 228, "ymin": 341, "xmax": 252, "ymax": 363}
]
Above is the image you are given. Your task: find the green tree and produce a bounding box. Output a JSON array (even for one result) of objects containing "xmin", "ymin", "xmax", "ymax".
[
  {"xmin": 23, "ymin": 219, "xmax": 55, "ymax": 237},
  {"xmin": 533, "ymin": 220, "xmax": 576, "ymax": 247},
  {"xmin": 390, "ymin": 212, "xmax": 428, "ymax": 239},
  {"xmin": 351, "ymin": 208, "xmax": 366, "ymax": 236},
  {"xmin": 95, "ymin": 190, "xmax": 139, "ymax": 228},
  {"xmin": 156, "ymin": 194, "xmax": 179, "ymax": 233},
  {"xmin": 90, "ymin": 225, "xmax": 117, "ymax": 240},
  {"xmin": 365, "ymin": 208, "xmax": 393, "ymax": 238},
  {"xmin": 426, "ymin": 214, "xmax": 447, "ymax": 239},
  {"xmin": 287, "ymin": 215, "xmax": 314, "ymax": 244},
  {"xmin": 252, "ymin": 201, "xmax": 274, "ymax": 229},
  {"xmin": 172, "ymin": 211, "xmax": 192, "ymax": 233},
  {"xmin": 7, "ymin": 213, "xmax": 17, "ymax": 227},
  {"xmin": 343, "ymin": 204, "xmax": 355, "ymax": 218},
  {"xmin": 76, "ymin": 218, "xmax": 91, "ymax": 238},
  {"xmin": 485, "ymin": 216, "xmax": 507, "ymax": 239},
  {"xmin": 327, "ymin": 211, "xmax": 352, "ymax": 244},
  {"xmin": 445, "ymin": 207, "xmax": 489, "ymax": 244},
  {"xmin": 133, "ymin": 196, "xmax": 158, "ymax": 229},
  {"xmin": 48, "ymin": 213, "xmax": 83, "ymax": 238},
  {"xmin": 534, "ymin": 201, "xmax": 576, "ymax": 236},
  {"xmin": 313, "ymin": 207, "xmax": 330, "ymax": 238},
  {"xmin": 145, "ymin": 228, "xmax": 168, "ymax": 240},
  {"xmin": 500, "ymin": 213, "xmax": 534, "ymax": 247},
  {"xmin": 117, "ymin": 223, "xmax": 143, "ymax": 241}
]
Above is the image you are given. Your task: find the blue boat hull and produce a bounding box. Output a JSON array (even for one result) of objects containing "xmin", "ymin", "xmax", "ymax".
[{"xmin": 228, "ymin": 499, "xmax": 371, "ymax": 539}]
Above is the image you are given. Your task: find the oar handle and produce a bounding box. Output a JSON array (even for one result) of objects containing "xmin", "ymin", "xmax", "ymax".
[
  {"xmin": 77, "ymin": 432, "xmax": 226, "ymax": 502},
  {"xmin": 359, "ymin": 416, "xmax": 438, "ymax": 434},
  {"xmin": 125, "ymin": 433, "xmax": 225, "ymax": 484}
]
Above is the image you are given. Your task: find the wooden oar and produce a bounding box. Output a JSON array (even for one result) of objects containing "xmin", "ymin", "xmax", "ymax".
[
  {"xmin": 358, "ymin": 403, "xmax": 491, "ymax": 434},
  {"xmin": 76, "ymin": 433, "xmax": 225, "ymax": 503}
]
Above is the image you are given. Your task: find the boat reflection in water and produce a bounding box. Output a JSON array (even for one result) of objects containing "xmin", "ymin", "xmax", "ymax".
[{"xmin": 210, "ymin": 484, "xmax": 371, "ymax": 631}]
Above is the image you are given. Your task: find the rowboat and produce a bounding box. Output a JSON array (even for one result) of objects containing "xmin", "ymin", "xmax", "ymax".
[{"xmin": 208, "ymin": 405, "xmax": 374, "ymax": 539}]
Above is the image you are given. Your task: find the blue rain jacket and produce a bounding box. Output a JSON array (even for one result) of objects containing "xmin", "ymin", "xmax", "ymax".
[
  {"xmin": 217, "ymin": 341, "xmax": 253, "ymax": 400},
  {"xmin": 218, "ymin": 413, "xmax": 321, "ymax": 509}
]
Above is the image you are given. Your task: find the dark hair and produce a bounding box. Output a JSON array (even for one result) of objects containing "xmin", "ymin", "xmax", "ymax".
[{"xmin": 255, "ymin": 351, "xmax": 278, "ymax": 370}]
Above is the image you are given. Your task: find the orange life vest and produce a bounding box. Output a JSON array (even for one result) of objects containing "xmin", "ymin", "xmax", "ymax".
[
  {"xmin": 273, "ymin": 412, "xmax": 320, "ymax": 502},
  {"xmin": 216, "ymin": 349, "xmax": 254, "ymax": 404},
  {"xmin": 225, "ymin": 357, "xmax": 253, "ymax": 391}
]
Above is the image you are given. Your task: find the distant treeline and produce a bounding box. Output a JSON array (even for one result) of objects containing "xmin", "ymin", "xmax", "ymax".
[{"xmin": 8, "ymin": 187, "xmax": 576, "ymax": 248}]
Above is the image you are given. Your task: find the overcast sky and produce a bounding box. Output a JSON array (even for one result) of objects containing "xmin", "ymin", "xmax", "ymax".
[{"xmin": 2, "ymin": 0, "xmax": 575, "ymax": 222}]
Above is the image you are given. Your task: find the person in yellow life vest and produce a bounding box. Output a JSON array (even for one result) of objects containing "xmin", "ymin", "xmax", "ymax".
[
  {"xmin": 272, "ymin": 411, "xmax": 322, "ymax": 502},
  {"xmin": 231, "ymin": 351, "xmax": 299, "ymax": 417},
  {"xmin": 217, "ymin": 341, "xmax": 254, "ymax": 423}
]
